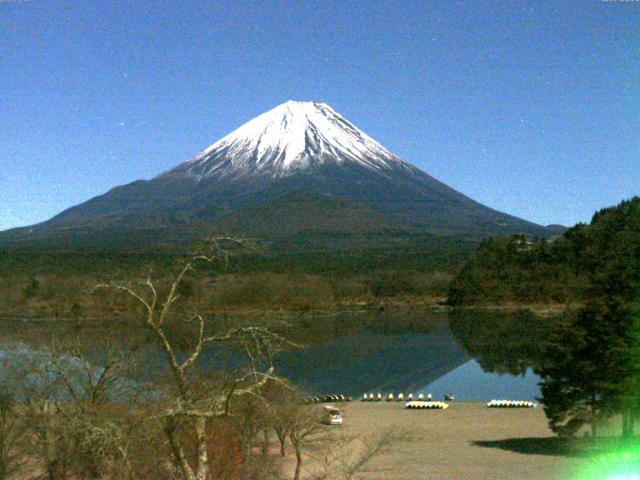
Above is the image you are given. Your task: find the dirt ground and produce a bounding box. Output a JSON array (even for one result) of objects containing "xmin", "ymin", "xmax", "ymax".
[{"xmin": 315, "ymin": 401, "xmax": 589, "ymax": 480}]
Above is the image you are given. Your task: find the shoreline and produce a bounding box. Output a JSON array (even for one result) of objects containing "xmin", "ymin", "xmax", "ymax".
[{"xmin": 0, "ymin": 301, "xmax": 578, "ymax": 323}]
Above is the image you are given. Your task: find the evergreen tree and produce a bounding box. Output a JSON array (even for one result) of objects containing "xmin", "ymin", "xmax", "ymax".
[
  {"xmin": 537, "ymin": 304, "xmax": 627, "ymax": 436},
  {"xmin": 536, "ymin": 197, "xmax": 640, "ymax": 437},
  {"xmin": 618, "ymin": 312, "xmax": 640, "ymax": 437}
]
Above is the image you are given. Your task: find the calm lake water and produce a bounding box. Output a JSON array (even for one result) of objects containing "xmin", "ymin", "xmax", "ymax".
[
  {"xmin": 270, "ymin": 330, "xmax": 542, "ymax": 400},
  {"xmin": 0, "ymin": 308, "xmax": 550, "ymax": 401}
]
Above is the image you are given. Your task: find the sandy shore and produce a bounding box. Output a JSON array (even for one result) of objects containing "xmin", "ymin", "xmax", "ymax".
[{"xmin": 321, "ymin": 401, "xmax": 588, "ymax": 480}]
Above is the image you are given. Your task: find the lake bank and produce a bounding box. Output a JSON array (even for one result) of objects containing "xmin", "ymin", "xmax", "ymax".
[{"xmin": 0, "ymin": 300, "xmax": 577, "ymax": 324}]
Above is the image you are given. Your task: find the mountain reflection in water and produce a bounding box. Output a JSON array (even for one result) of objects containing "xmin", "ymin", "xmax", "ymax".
[
  {"xmin": 273, "ymin": 331, "xmax": 469, "ymax": 396},
  {"xmin": 423, "ymin": 360, "xmax": 541, "ymax": 401},
  {"xmin": 271, "ymin": 309, "xmax": 555, "ymax": 399}
]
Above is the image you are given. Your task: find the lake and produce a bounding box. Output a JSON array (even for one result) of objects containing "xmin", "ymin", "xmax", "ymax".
[
  {"xmin": 0, "ymin": 308, "xmax": 553, "ymax": 401},
  {"xmin": 270, "ymin": 329, "xmax": 542, "ymax": 400}
]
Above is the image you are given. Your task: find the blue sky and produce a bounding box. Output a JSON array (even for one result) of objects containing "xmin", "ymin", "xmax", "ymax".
[{"xmin": 1, "ymin": 0, "xmax": 638, "ymax": 231}]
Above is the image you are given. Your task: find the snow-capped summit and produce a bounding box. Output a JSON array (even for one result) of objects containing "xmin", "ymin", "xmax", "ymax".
[{"xmin": 163, "ymin": 100, "xmax": 408, "ymax": 180}]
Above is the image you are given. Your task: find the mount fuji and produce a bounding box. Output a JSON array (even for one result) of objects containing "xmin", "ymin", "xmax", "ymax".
[{"xmin": 1, "ymin": 101, "xmax": 554, "ymax": 247}]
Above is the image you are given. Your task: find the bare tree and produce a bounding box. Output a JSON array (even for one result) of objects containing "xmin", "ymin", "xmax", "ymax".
[
  {"xmin": 8, "ymin": 338, "xmax": 147, "ymax": 480},
  {"xmin": 262, "ymin": 379, "xmax": 302, "ymax": 457},
  {"xmin": 232, "ymin": 394, "xmax": 268, "ymax": 458},
  {"xmin": 309, "ymin": 429, "xmax": 412, "ymax": 480},
  {"xmin": 0, "ymin": 387, "xmax": 26, "ymax": 480},
  {"xmin": 46, "ymin": 339, "xmax": 142, "ymax": 408},
  {"xmin": 2, "ymin": 347, "xmax": 73, "ymax": 480},
  {"xmin": 288, "ymin": 406, "xmax": 327, "ymax": 480},
  {"xmin": 97, "ymin": 237, "xmax": 294, "ymax": 480},
  {"xmin": 24, "ymin": 396, "xmax": 71, "ymax": 480}
]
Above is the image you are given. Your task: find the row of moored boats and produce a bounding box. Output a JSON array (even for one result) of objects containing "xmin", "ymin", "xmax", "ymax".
[
  {"xmin": 302, "ymin": 394, "xmax": 536, "ymax": 409},
  {"xmin": 361, "ymin": 393, "xmax": 445, "ymax": 402},
  {"xmin": 486, "ymin": 399, "xmax": 536, "ymax": 408},
  {"xmin": 303, "ymin": 395, "xmax": 352, "ymax": 404}
]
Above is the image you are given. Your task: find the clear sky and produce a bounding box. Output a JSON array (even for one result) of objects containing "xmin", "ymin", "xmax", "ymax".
[{"xmin": 1, "ymin": 0, "xmax": 638, "ymax": 231}]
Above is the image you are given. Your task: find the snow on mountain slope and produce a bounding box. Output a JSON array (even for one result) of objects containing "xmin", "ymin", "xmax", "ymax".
[{"xmin": 162, "ymin": 100, "xmax": 411, "ymax": 179}]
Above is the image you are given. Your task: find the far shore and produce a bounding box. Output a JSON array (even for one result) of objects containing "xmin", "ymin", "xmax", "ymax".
[{"xmin": 0, "ymin": 301, "xmax": 580, "ymax": 323}]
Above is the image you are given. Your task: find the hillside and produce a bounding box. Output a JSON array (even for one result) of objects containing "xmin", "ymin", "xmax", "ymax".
[{"xmin": 448, "ymin": 197, "xmax": 640, "ymax": 306}]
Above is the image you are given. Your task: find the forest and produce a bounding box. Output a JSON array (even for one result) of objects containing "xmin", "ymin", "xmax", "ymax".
[{"xmin": 448, "ymin": 197, "xmax": 640, "ymax": 306}]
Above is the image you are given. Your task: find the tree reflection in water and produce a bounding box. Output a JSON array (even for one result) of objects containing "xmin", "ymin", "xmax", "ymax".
[{"xmin": 449, "ymin": 308, "xmax": 562, "ymax": 376}]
